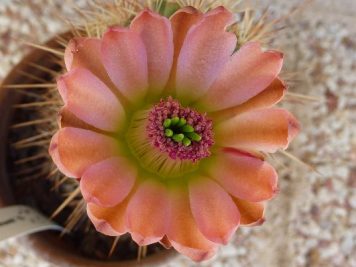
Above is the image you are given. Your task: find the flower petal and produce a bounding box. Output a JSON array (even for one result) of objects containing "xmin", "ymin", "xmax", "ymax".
[
  {"xmin": 126, "ymin": 180, "xmax": 169, "ymax": 246},
  {"xmin": 198, "ymin": 42, "xmax": 283, "ymax": 111},
  {"xmin": 211, "ymin": 78, "xmax": 286, "ymax": 121},
  {"xmin": 208, "ymin": 148, "xmax": 278, "ymax": 202},
  {"xmin": 167, "ymin": 6, "xmax": 202, "ymax": 90},
  {"xmin": 64, "ymin": 37, "xmax": 116, "ymax": 91},
  {"xmin": 131, "ymin": 9, "xmax": 174, "ymax": 94},
  {"xmin": 176, "ymin": 7, "xmax": 236, "ymax": 103},
  {"xmin": 49, "ymin": 127, "xmax": 120, "ymax": 178},
  {"xmin": 215, "ymin": 108, "xmax": 300, "ymax": 153},
  {"xmin": 101, "ymin": 27, "xmax": 148, "ymax": 102},
  {"xmin": 189, "ymin": 178, "xmax": 240, "ymax": 244},
  {"xmin": 87, "ymin": 204, "xmax": 123, "ymax": 236},
  {"xmin": 80, "ymin": 157, "xmax": 136, "ymax": 207},
  {"xmin": 233, "ymin": 198, "xmax": 265, "ymax": 226},
  {"xmin": 57, "ymin": 107, "xmax": 94, "ymax": 130},
  {"xmin": 58, "ymin": 68, "xmax": 125, "ymax": 132},
  {"xmin": 159, "ymin": 235, "xmax": 172, "ymax": 249},
  {"xmin": 64, "ymin": 37, "xmax": 97, "ymax": 71},
  {"xmin": 167, "ymin": 188, "xmax": 217, "ymax": 262},
  {"xmin": 87, "ymin": 191, "xmax": 133, "ymax": 236}
]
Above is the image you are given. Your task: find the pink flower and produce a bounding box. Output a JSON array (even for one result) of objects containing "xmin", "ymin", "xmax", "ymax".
[{"xmin": 49, "ymin": 6, "xmax": 299, "ymax": 262}]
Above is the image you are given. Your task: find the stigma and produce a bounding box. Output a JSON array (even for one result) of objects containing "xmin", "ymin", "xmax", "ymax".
[{"xmin": 147, "ymin": 97, "xmax": 214, "ymax": 162}]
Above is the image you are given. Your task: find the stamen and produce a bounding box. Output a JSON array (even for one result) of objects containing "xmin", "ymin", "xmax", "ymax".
[
  {"xmin": 126, "ymin": 97, "xmax": 214, "ymax": 177},
  {"xmin": 146, "ymin": 97, "xmax": 214, "ymax": 162}
]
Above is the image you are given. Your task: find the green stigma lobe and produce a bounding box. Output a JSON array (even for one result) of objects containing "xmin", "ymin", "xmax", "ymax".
[
  {"xmin": 181, "ymin": 125, "xmax": 194, "ymax": 133},
  {"xmin": 162, "ymin": 116, "xmax": 202, "ymax": 146},
  {"xmin": 186, "ymin": 132, "xmax": 202, "ymax": 142},
  {"xmin": 177, "ymin": 118, "xmax": 187, "ymax": 127},
  {"xmin": 171, "ymin": 117, "xmax": 179, "ymax": 126},
  {"xmin": 182, "ymin": 137, "xmax": 191, "ymax": 147},
  {"xmin": 163, "ymin": 118, "xmax": 171, "ymax": 128},
  {"xmin": 165, "ymin": 129, "xmax": 174, "ymax": 137},
  {"xmin": 173, "ymin": 133, "xmax": 185, "ymax": 142}
]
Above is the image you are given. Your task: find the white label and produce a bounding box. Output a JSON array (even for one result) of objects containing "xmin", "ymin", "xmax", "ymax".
[{"xmin": 0, "ymin": 205, "xmax": 63, "ymax": 241}]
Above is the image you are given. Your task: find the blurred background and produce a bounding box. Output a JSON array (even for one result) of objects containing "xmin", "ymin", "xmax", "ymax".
[{"xmin": 0, "ymin": 0, "xmax": 355, "ymax": 266}]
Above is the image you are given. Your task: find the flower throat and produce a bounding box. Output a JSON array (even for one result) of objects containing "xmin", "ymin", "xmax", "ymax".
[
  {"xmin": 147, "ymin": 97, "xmax": 214, "ymax": 162},
  {"xmin": 126, "ymin": 97, "xmax": 214, "ymax": 178}
]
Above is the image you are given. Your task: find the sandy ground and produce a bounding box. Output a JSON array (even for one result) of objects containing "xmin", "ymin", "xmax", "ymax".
[{"xmin": 0, "ymin": 0, "xmax": 355, "ymax": 266}]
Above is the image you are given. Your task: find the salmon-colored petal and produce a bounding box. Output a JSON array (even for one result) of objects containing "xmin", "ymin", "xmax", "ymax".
[
  {"xmin": 159, "ymin": 235, "xmax": 172, "ymax": 249},
  {"xmin": 215, "ymin": 108, "xmax": 300, "ymax": 153},
  {"xmin": 208, "ymin": 148, "xmax": 278, "ymax": 202},
  {"xmin": 167, "ymin": 7, "xmax": 202, "ymax": 90},
  {"xmin": 211, "ymin": 78, "xmax": 286, "ymax": 121},
  {"xmin": 64, "ymin": 37, "xmax": 116, "ymax": 92},
  {"xmin": 57, "ymin": 107, "xmax": 94, "ymax": 130},
  {"xmin": 233, "ymin": 198, "xmax": 265, "ymax": 226},
  {"xmin": 87, "ymin": 204, "xmax": 122, "ymax": 236},
  {"xmin": 131, "ymin": 9, "xmax": 174, "ymax": 94},
  {"xmin": 80, "ymin": 157, "xmax": 136, "ymax": 207},
  {"xmin": 198, "ymin": 42, "xmax": 283, "ymax": 111},
  {"xmin": 101, "ymin": 27, "xmax": 148, "ymax": 102},
  {"xmin": 170, "ymin": 239, "xmax": 217, "ymax": 262},
  {"xmin": 170, "ymin": 7, "xmax": 202, "ymax": 56},
  {"xmin": 189, "ymin": 178, "xmax": 240, "ymax": 244},
  {"xmin": 49, "ymin": 127, "xmax": 120, "ymax": 178},
  {"xmin": 64, "ymin": 37, "xmax": 95, "ymax": 71},
  {"xmin": 49, "ymin": 131, "xmax": 72, "ymax": 178},
  {"xmin": 176, "ymin": 7, "xmax": 236, "ymax": 103},
  {"xmin": 58, "ymin": 68, "xmax": 125, "ymax": 132},
  {"xmin": 87, "ymin": 190, "xmax": 133, "ymax": 236},
  {"xmin": 126, "ymin": 180, "xmax": 169, "ymax": 246},
  {"xmin": 167, "ymin": 188, "xmax": 218, "ymax": 262}
]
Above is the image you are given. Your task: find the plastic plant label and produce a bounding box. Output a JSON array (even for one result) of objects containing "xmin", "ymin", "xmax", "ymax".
[{"xmin": 0, "ymin": 205, "xmax": 63, "ymax": 242}]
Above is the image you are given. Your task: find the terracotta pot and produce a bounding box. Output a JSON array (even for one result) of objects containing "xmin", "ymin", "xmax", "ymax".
[{"xmin": 0, "ymin": 36, "xmax": 176, "ymax": 266}]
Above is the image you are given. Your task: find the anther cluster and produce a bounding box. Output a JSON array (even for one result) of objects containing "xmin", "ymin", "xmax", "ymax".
[{"xmin": 147, "ymin": 97, "xmax": 214, "ymax": 161}]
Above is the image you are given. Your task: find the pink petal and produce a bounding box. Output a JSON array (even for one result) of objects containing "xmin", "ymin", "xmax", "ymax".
[
  {"xmin": 86, "ymin": 189, "xmax": 134, "ymax": 236},
  {"xmin": 211, "ymin": 78, "xmax": 286, "ymax": 121},
  {"xmin": 176, "ymin": 7, "xmax": 236, "ymax": 103},
  {"xmin": 170, "ymin": 7, "xmax": 202, "ymax": 60},
  {"xmin": 64, "ymin": 37, "xmax": 95, "ymax": 71},
  {"xmin": 207, "ymin": 148, "xmax": 278, "ymax": 202},
  {"xmin": 167, "ymin": 188, "xmax": 218, "ymax": 262},
  {"xmin": 64, "ymin": 37, "xmax": 116, "ymax": 91},
  {"xmin": 49, "ymin": 127, "xmax": 120, "ymax": 178},
  {"xmin": 198, "ymin": 42, "xmax": 284, "ymax": 111},
  {"xmin": 131, "ymin": 9, "xmax": 174, "ymax": 94},
  {"xmin": 101, "ymin": 27, "xmax": 148, "ymax": 102},
  {"xmin": 80, "ymin": 157, "xmax": 136, "ymax": 207},
  {"xmin": 169, "ymin": 240, "xmax": 217, "ymax": 262},
  {"xmin": 126, "ymin": 180, "xmax": 169, "ymax": 246},
  {"xmin": 159, "ymin": 235, "xmax": 172, "ymax": 249},
  {"xmin": 87, "ymin": 204, "xmax": 123, "ymax": 236},
  {"xmin": 215, "ymin": 108, "xmax": 300, "ymax": 152},
  {"xmin": 166, "ymin": 7, "xmax": 203, "ymax": 90},
  {"xmin": 57, "ymin": 107, "xmax": 94, "ymax": 130},
  {"xmin": 58, "ymin": 68, "xmax": 125, "ymax": 132},
  {"xmin": 189, "ymin": 178, "xmax": 240, "ymax": 244},
  {"xmin": 233, "ymin": 198, "xmax": 265, "ymax": 226}
]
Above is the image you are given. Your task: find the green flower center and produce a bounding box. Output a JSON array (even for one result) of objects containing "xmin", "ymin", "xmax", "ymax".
[
  {"xmin": 163, "ymin": 117, "xmax": 202, "ymax": 147},
  {"xmin": 125, "ymin": 97, "xmax": 214, "ymax": 179}
]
